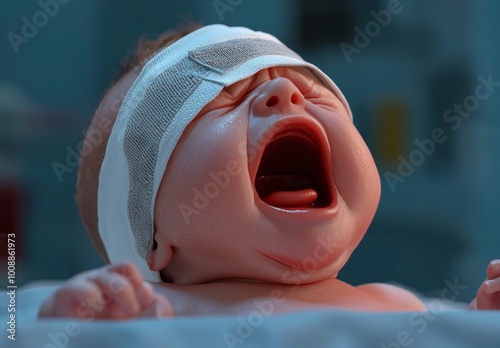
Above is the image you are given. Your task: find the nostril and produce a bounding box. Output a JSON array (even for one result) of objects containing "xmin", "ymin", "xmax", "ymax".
[
  {"xmin": 290, "ymin": 93, "xmax": 299, "ymax": 105},
  {"xmin": 266, "ymin": 96, "xmax": 279, "ymax": 107}
]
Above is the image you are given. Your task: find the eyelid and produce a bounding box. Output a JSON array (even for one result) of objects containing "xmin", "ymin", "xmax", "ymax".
[
  {"xmin": 290, "ymin": 73, "xmax": 332, "ymax": 101},
  {"xmin": 302, "ymin": 83, "xmax": 342, "ymax": 109},
  {"xmin": 221, "ymin": 77, "xmax": 255, "ymax": 102},
  {"xmin": 197, "ymin": 79, "xmax": 254, "ymax": 118},
  {"xmin": 307, "ymin": 97, "xmax": 340, "ymax": 111}
]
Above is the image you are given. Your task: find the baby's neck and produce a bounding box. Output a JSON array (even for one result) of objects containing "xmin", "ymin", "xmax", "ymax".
[{"xmin": 152, "ymin": 278, "xmax": 395, "ymax": 316}]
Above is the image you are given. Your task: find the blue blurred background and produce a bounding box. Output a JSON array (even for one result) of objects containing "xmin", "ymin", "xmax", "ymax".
[{"xmin": 1, "ymin": 0, "xmax": 499, "ymax": 301}]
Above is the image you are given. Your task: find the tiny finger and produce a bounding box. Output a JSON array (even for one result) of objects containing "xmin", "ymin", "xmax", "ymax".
[
  {"xmin": 484, "ymin": 277, "xmax": 500, "ymax": 294},
  {"xmin": 92, "ymin": 271, "xmax": 141, "ymax": 316},
  {"xmin": 64, "ymin": 280, "xmax": 103, "ymax": 311},
  {"xmin": 137, "ymin": 281, "xmax": 156, "ymax": 308},
  {"xmin": 486, "ymin": 259, "xmax": 500, "ymax": 280},
  {"xmin": 108, "ymin": 262, "xmax": 144, "ymax": 288}
]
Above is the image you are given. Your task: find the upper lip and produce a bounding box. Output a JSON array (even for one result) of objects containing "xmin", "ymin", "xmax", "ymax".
[{"xmin": 251, "ymin": 116, "xmax": 336, "ymax": 210}]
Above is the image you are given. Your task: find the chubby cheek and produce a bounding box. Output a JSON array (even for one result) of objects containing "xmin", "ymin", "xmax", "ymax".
[
  {"xmin": 155, "ymin": 113, "xmax": 255, "ymax": 240},
  {"xmin": 327, "ymin": 116, "xmax": 381, "ymax": 218}
]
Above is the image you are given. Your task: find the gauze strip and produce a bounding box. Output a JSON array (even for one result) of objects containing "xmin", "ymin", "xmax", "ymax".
[{"xmin": 98, "ymin": 24, "xmax": 352, "ymax": 282}]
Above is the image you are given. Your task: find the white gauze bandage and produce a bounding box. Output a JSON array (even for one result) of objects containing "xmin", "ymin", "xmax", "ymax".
[{"xmin": 98, "ymin": 24, "xmax": 352, "ymax": 282}]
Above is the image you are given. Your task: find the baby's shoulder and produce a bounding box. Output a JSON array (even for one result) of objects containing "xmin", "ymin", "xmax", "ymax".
[{"xmin": 357, "ymin": 283, "xmax": 426, "ymax": 311}]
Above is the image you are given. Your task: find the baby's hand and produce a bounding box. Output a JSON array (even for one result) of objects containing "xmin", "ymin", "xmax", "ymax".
[
  {"xmin": 38, "ymin": 262, "xmax": 173, "ymax": 319},
  {"xmin": 470, "ymin": 259, "xmax": 500, "ymax": 310}
]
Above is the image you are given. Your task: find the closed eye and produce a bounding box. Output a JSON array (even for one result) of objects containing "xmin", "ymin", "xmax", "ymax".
[
  {"xmin": 306, "ymin": 96, "xmax": 344, "ymax": 112},
  {"xmin": 288, "ymin": 72, "xmax": 344, "ymax": 112},
  {"xmin": 303, "ymin": 85, "xmax": 344, "ymax": 112},
  {"xmin": 196, "ymin": 78, "xmax": 255, "ymax": 118}
]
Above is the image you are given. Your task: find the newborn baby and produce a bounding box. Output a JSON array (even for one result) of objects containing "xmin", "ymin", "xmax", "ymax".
[{"xmin": 40, "ymin": 24, "xmax": 500, "ymax": 319}]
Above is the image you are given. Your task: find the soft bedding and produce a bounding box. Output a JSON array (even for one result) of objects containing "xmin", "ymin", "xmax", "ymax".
[{"xmin": 1, "ymin": 284, "xmax": 499, "ymax": 348}]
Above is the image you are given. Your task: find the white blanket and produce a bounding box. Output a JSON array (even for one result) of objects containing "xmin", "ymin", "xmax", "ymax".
[{"xmin": 1, "ymin": 285, "xmax": 499, "ymax": 348}]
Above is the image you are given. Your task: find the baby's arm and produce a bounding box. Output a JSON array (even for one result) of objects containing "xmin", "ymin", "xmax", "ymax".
[
  {"xmin": 39, "ymin": 262, "xmax": 173, "ymax": 319},
  {"xmin": 469, "ymin": 259, "xmax": 500, "ymax": 310}
]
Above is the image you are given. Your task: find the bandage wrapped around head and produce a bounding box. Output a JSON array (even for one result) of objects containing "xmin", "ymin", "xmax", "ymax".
[{"xmin": 98, "ymin": 24, "xmax": 352, "ymax": 282}]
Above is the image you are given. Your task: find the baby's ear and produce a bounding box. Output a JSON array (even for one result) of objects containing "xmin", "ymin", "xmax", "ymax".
[{"xmin": 146, "ymin": 233, "xmax": 173, "ymax": 272}]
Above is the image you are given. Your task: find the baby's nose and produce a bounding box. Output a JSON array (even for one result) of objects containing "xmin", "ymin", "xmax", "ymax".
[{"xmin": 251, "ymin": 78, "xmax": 305, "ymax": 117}]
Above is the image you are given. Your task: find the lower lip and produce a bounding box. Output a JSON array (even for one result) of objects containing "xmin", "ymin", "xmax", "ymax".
[{"xmin": 257, "ymin": 196, "xmax": 339, "ymax": 217}]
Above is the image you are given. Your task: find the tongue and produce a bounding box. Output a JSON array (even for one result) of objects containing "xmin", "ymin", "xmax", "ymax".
[
  {"xmin": 255, "ymin": 174, "xmax": 319, "ymax": 208},
  {"xmin": 262, "ymin": 189, "xmax": 318, "ymax": 208}
]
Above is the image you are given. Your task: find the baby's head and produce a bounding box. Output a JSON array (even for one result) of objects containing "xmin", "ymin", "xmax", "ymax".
[{"xmin": 77, "ymin": 24, "xmax": 381, "ymax": 285}]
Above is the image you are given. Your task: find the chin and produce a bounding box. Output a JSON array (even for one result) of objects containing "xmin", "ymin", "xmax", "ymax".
[{"xmin": 270, "ymin": 261, "xmax": 342, "ymax": 285}]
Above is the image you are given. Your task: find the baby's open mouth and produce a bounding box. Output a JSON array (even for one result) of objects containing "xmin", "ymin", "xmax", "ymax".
[{"xmin": 255, "ymin": 129, "xmax": 332, "ymax": 209}]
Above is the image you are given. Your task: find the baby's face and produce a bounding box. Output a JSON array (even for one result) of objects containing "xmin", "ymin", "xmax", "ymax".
[{"xmin": 153, "ymin": 66, "xmax": 381, "ymax": 284}]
